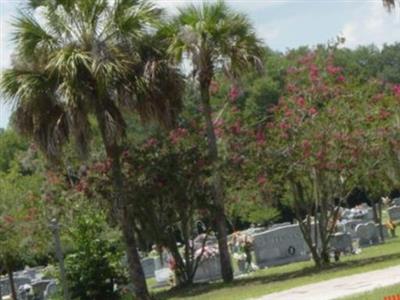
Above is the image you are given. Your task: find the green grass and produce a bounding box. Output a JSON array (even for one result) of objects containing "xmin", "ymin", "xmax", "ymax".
[
  {"xmin": 149, "ymin": 231, "xmax": 400, "ymax": 300},
  {"xmin": 339, "ymin": 283, "xmax": 400, "ymax": 300}
]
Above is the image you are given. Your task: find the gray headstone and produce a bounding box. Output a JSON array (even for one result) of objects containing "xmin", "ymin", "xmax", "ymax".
[
  {"xmin": 330, "ymin": 232, "xmax": 352, "ymax": 252},
  {"xmin": 355, "ymin": 222, "xmax": 379, "ymax": 246},
  {"xmin": 0, "ymin": 276, "xmax": 31, "ymax": 297},
  {"xmin": 252, "ymin": 224, "xmax": 309, "ymax": 268},
  {"xmin": 269, "ymin": 222, "xmax": 291, "ymax": 229},
  {"xmin": 375, "ymin": 224, "xmax": 389, "ymax": 239},
  {"xmin": 193, "ymin": 256, "xmax": 222, "ymax": 283},
  {"xmin": 392, "ymin": 197, "xmax": 400, "ymax": 207},
  {"xmin": 342, "ymin": 219, "xmax": 364, "ymax": 238},
  {"xmin": 32, "ymin": 280, "xmax": 52, "ymax": 300},
  {"xmin": 43, "ymin": 281, "xmax": 57, "ymax": 300},
  {"xmin": 388, "ymin": 206, "xmax": 400, "ymax": 221},
  {"xmin": 141, "ymin": 258, "xmax": 155, "ymax": 279}
]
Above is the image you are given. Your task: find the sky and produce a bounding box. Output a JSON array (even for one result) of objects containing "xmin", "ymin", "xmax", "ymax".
[{"xmin": 1, "ymin": 0, "xmax": 400, "ymax": 128}]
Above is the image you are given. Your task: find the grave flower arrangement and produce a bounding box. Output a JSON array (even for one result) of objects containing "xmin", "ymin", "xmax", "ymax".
[{"xmin": 194, "ymin": 244, "xmax": 219, "ymax": 261}]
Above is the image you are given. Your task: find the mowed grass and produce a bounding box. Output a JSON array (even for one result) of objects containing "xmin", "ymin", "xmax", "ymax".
[
  {"xmin": 149, "ymin": 230, "xmax": 400, "ymax": 300},
  {"xmin": 339, "ymin": 283, "xmax": 400, "ymax": 300}
]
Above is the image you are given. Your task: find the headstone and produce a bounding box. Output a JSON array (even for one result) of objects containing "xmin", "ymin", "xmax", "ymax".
[
  {"xmin": 342, "ymin": 219, "xmax": 363, "ymax": 238},
  {"xmin": 341, "ymin": 209, "xmax": 352, "ymax": 220},
  {"xmin": 388, "ymin": 206, "xmax": 400, "ymax": 222},
  {"xmin": 141, "ymin": 258, "xmax": 155, "ymax": 279},
  {"xmin": 43, "ymin": 281, "xmax": 57, "ymax": 300},
  {"xmin": 392, "ymin": 197, "xmax": 400, "ymax": 207},
  {"xmin": 362, "ymin": 207, "xmax": 374, "ymax": 221},
  {"xmin": 32, "ymin": 280, "xmax": 52, "ymax": 300},
  {"xmin": 330, "ymin": 232, "xmax": 352, "ymax": 253},
  {"xmin": 252, "ymin": 224, "xmax": 309, "ymax": 268},
  {"xmin": 193, "ymin": 255, "xmax": 222, "ymax": 283},
  {"xmin": 0, "ymin": 276, "xmax": 31, "ymax": 297},
  {"xmin": 375, "ymin": 224, "xmax": 389, "ymax": 239},
  {"xmin": 154, "ymin": 268, "xmax": 172, "ymax": 285},
  {"xmin": 194, "ymin": 234, "xmax": 217, "ymax": 250},
  {"xmin": 269, "ymin": 222, "xmax": 291, "ymax": 230},
  {"xmin": 355, "ymin": 222, "xmax": 379, "ymax": 246}
]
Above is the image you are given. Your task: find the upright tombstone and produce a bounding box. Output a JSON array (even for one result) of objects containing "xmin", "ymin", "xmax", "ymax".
[
  {"xmin": 193, "ymin": 255, "xmax": 222, "ymax": 283},
  {"xmin": 330, "ymin": 232, "xmax": 352, "ymax": 253},
  {"xmin": 355, "ymin": 222, "xmax": 379, "ymax": 246},
  {"xmin": 32, "ymin": 280, "xmax": 52, "ymax": 300},
  {"xmin": 388, "ymin": 206, "xmax": 400, "ymax": 222},
  {"xmin": 43, "ymin": 281, "xmax": 57, "ymax": 300},
  {"xmin": 392, "ymin": 197, "xmax": 400, "ymax": 207},
  {"xmin": 252, "ymin": 224, "xmax": 309, "ymax": 268},
  {"xmin": 141, "ymin": 258, "xmax": 155, "ymax": 279},
  {"xmin": 342, "ymin": 219, "xmax": 364, "ymax": 238}
]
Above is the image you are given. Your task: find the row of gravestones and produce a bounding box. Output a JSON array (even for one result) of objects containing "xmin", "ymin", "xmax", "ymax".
[
  {"xmin": 140, "ymin": 204, "xmax": 400, "ymax": 284},
  {"xmin": 0, "ymin": 277, "xmax": 56, "ymax": 300},
  {"xmin": 388, "ymin": 198, "xmax": 400, "ymax": 223}
]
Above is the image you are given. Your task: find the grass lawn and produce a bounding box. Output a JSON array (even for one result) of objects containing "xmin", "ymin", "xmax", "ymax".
[
  {"xmin": 148, "ymin": 230, "xmax": 400, "ymax": 300},
  {"xmin": 339, "ymin": 283, "xmax": 400, "ymax": 300}
]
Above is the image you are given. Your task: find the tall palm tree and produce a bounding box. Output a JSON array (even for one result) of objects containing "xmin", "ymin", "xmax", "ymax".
[
  {"xmin": 1, "ymin": 1, "xmax": 183, "ymax": 299},
  {"xmin": 165, "ymin": 1, "xmax": 264, "ymax": 283},
  {"xmin": 383, "ymin": 0, "xmax": 397, "ymax": 9}
]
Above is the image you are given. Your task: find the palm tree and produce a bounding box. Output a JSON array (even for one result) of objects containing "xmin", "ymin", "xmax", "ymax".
[
  {"xmin": 165, "ymin": 1, "xmax": 264, "ymax": 283},
  {"xmin": 1, "ymin": 1, "xmax": 183, "ymax": 299},
  {"xmin": 383, "ymin": 0, "xmax": 397, "ymax": 9}
]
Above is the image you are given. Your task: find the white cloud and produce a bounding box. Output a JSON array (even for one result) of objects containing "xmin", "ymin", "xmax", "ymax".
[{"xmin": 341, "ymin": 2, "xmax": 400, "ymax": 49}]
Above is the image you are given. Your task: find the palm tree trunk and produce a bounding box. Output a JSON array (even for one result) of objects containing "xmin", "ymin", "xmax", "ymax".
[
  {"xmin": 200, "ymin": 80, "xmax": 234, "ymax": 283},
  {"xmin": 7, "ymin": 265, "xmax": 17, "ymax": 300},
  {"xmin": 95, "ymin": 108, "xmax": 150, "ymax": 300},
  {"xmin": 111, "ymin": 156, "xmax": 151, "ymax": 300}
]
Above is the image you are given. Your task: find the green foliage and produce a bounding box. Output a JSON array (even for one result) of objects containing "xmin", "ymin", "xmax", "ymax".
[
  {"xmin": 0, "ymin": 129, "xmax": 28, "ymax": 172},
  {"xmin": 65, "ymin": 211, "xmax": 126, "ymax": 300}
]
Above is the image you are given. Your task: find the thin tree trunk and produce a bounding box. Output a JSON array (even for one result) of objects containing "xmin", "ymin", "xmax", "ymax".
[
  {"xmin": 112, "ymin": 157, "xmax": 151, "ymax": 300},
  {"xmin": 200, "ymin": 80, "xmax": 234, "ymax": 283},
  {"xmin": 95, "ymin": 106, "xmax": 151, "ymax": 300},
  {"xmin": 120, "ymin": 207, "xmax": 151, "ymax": 300},
  {"xmin": 7, "ymin": 266, "xmax": 17, "ymax": 300}
]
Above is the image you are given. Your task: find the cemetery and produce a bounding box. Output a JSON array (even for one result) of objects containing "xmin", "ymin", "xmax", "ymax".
[{"xmin": 1, "ymin": 0, "xmax": 400, "ymax": 300}]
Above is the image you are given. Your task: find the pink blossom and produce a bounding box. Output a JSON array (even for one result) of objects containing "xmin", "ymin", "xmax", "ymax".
[
  {"xmin": 257, "ymin": 175, "xmax": 267, "ymax": 186},
  {"xmin": 326, "ymin": 65, "xmax": 342, "ymax": 75},
  {"xmin": 296, "ymin": 97, "xmax": 305, "ymax": 107},
  {"xmin": 308, "ymin": 107, "xmax": 318, "ymax": 115},
  {"xmin": 336, "ymin": 75, "xmax": 345, "ymax": 83},
  {"xmin": 256, "ymin": 130, "xmax": 265, "ymax": 145},
  {"xmin": 229, "ymin": 85, "xmax": 240, "ymax": 102},
  {"xmin": 393, "ymin": 84, "xmax": 400, "ymax": 97}
]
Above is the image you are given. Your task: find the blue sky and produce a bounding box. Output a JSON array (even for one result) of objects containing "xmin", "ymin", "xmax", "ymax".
[{"xmin": 1, "ymin": 0, "xmax": 400, "ymax": 128}]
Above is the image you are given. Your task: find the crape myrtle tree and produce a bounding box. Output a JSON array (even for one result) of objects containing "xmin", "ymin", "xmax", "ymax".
[
  {"xmin": 164, "ymin": 1, "xmax": 264, "ymax": 282},
  {"xmin": 0, "ymin": 1, "xmax": 183, "ymax": 299},
  {"xmin": 85, "ymin": 124, "xmax": 214, "ymax": 286},
  {"xmin": 255, "ymin": 51, "xmax": 379, "ymax": 267},
  {"xmin": 0, "ymin": 166, "xmax": 45, "ymax": 300}
]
